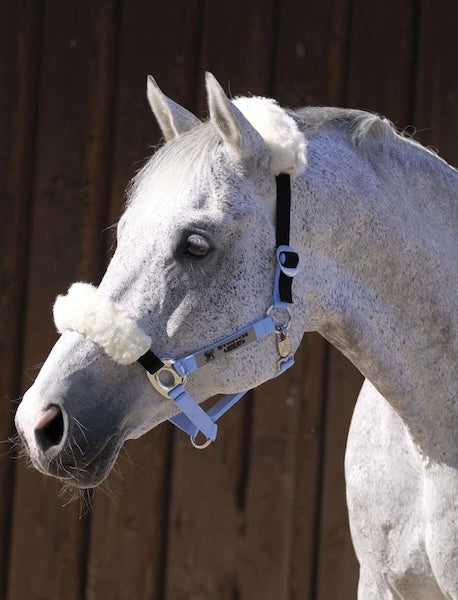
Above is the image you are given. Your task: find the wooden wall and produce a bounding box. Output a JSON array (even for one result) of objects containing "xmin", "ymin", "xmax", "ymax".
[{"xmin": 0, "ymin": 1, "xmax": 456, "ymax": 599}]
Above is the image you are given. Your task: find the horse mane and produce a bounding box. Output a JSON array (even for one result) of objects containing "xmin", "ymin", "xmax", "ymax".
[
  {"xmin": 128, "ymin": 101, "xmax": 456, "ymax": 208},
  {"xmin": 292, "ymin": 106, "xmax": 396, "ymax": 147},
  {"xmin": 292, "ymin": 105, "xmax": 457, "ymax": 169}
]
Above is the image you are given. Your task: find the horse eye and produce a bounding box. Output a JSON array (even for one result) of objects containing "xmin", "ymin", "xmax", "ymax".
[{"xmin": 183, "ymin": 234, "xmax": 211, "ymax": 258}]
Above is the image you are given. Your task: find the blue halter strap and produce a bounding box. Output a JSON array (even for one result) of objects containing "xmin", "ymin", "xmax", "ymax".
[{"xmin": 137, "ymin": 173, "xmax": 299, "ymax": 448}]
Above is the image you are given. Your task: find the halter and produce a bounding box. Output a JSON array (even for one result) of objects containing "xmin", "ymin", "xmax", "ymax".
[
  {"xmin": 54, "ymin": 174, "xmax": 299, "ymax": 449},
  {"xmin": 136, "ymin": 173, "xmax": 299, "ymax": 448}
]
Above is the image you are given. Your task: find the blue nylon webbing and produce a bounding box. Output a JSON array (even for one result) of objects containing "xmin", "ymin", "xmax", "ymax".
[{"xmin": 167, "ymin": 354, "xmax": 295, "ymax": 440}]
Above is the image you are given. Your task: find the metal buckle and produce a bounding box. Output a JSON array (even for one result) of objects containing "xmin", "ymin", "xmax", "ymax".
[
  {"xmin": 275, "ymin": 326, "xmax": 292, "ymax": 371},
  {"xmin": 276, "ymin": 245, "xmax": 299, "ymax": 277},
  {"xmin": 146, "ymin": 359, "xmax": 187, "ymax": 398},
  {"xmin": 276, "ymin": 327, "xmax": 291, "ymax": 358}
]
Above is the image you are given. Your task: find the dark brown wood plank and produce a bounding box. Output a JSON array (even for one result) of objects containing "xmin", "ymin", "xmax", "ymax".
[
  {"xmin": 194, "ymin": 0, "xmax": 275, "ymax": 113},
  {"xmin": 273, "ymin": 0, "xmax": 351, "ymax": 107},
  {"xmin": 85, "ymin": 431, "xmax": 173, "ymax": 600},
  {"xmin": 0, "ymin": 3, "xmax": 41, "ymax": 598},
  {"xmin": 286, "ymin": 336, "xmax": 328, "ymax": 600},
  {"xmin": 252, "ymin": 3, "xmax": 351, "ymax": 599},
  {"xmin": 7, "ymin": 2, "xmax": 118, "ymax": 599},
  {"xmin": 413, "ymin": 0, "xmax": 458, "ymax": 165},
  {"xmin": 105, "ymin": 0, "xmax": 203, "ymax": 228},
  {"xmin": 164, "ymin": 399, "xmax": 254, "ymax": 600},
  {"xmin": 166, "ymin": 2, "xmax": 353, "ymax": 598},
  {"xmin": 163, "ymin": 3, "xmax": 276, "ymax": 599},
  {"xmin": 85, "ymin": 2, "xmax": 203, "ymax": 599},
  {"xmin": 316, "ymin": 2, "xmax": 416, "ymax": 597},
  {"xmin": 316, "ymin": 351, "xmax": 362, "ymax": 599},
  {"xmin": 237, "ymin": 338, "xmax": 327, "ymax": 600},
  {"xmin": 344, "ymin": 0, "xmax": 416, "ymax": 124},
  {"xmin": 235, "ymin": 372, "xmax": 303, "ymax": 600}
]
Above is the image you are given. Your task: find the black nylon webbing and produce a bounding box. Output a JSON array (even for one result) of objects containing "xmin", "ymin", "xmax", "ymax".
[
  {"xmin": 275, "ymin": 174, "xmax": 298, "ymax": 303},
  {"xmin": 276, "ymin": 173, "xmax": 291, "ymax": 248},
  {"xmin": 138, "ymin": 350, "xmax": 164, "ymax": 374}
]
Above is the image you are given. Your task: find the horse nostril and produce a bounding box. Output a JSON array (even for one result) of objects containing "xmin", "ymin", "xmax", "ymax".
[{"xmin": 34, "ymin": 405, "xmax": 65, "ymax": 453}]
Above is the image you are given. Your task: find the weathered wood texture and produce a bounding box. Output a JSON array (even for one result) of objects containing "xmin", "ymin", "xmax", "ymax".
[
  {"xmin": 0, "ymin": 3, "xmax": 41, "ymax": 597},
  {"xmin": 86, "ymin": 3, "xmax": 202, "ymax": 599},
  {"xmin": 6, "ymin": 2, "xmax": 118, "ymax": 599},
  {"xmin": 1, "ymin": 1, "xmax": 456, "ymax": 599}
]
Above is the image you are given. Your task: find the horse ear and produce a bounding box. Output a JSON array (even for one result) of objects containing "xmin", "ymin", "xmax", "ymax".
[
  {"xmin": 205, "ymin": 72, "xmax": 265, "ymax": 159},
  {"xmin": 146, "ymin": 75, "xmax": 201, "ymax": 141}
]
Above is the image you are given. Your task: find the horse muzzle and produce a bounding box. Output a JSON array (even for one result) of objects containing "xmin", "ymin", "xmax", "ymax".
[{"xmin": 15, "ymin": 389, "xmax": 122, "ymax": 488}]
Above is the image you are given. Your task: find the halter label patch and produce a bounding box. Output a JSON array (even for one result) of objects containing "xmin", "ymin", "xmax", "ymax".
[{"xmin": 195, "ymin": 326, "xmax": 257, "ymax": 367}]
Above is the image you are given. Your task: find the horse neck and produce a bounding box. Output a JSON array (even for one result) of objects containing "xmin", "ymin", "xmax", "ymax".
[{"xmin": 295, "ymin": 129, "xmax": 458, "ymax": 460}]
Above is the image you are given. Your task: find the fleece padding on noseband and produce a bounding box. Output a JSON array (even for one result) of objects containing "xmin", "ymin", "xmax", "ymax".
[
  {"xmin": 233, "ymin": 96, "xmax": 307, "ymax": 177},
  {"xmin": 53, "ymin": 282, "xmax": 151, "ymax": 365}
]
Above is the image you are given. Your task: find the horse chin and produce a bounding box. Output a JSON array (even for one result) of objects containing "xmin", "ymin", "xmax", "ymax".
[
  {"xmin": 73, "ymin": 435, "xmax": 123, "ymax": 488},
  {"xmin": 37, "ymin": 434, "xmax": 123, "ymax": 489}
]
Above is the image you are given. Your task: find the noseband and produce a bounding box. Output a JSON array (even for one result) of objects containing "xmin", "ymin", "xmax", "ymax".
[
  {"xmin": 136, "ymin": 173, "xmax": 299, "ymax": 448},
  {"xmin": 54, "ymin": 174, "xmax": 299, "ymax": 449}
]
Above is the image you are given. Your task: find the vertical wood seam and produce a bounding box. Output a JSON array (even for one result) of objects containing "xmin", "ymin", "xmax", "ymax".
[
  {"xmin": 153, "ymin": 427, "xmax": 175, "ymax": 600},
  {"xmin": 268, "ymin": 0, "xmax": 282, "ymax": 95},
  {"xmin": 4, "ymin": 2, "xmax": 44, "ymax": 595},
  {"xmin": 407, "ymin": 0, "xmax": 423, "ymax": 126},
  {"xmin": 192, "ymin": 0, "xmax": 208, "ymax": 114},
  {"xmin": 342, "ymin": 0, "xmax": 356, "ymax": 106},
  {"xmin": 80, "ymin": 2, "xmax": 124, "ymax": 599},
  {"xmin": 95, "ymin": 0, "xmax": 125, "ymax": 280},
  {"xmin": 235, "ymin": 391, "xmax": 255, "ymax": 515},
  {"xmin": 308, "ymin": 342, "xmax": 331, "ymax": 600}
]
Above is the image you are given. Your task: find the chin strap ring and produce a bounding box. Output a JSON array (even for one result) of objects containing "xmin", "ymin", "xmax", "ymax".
[{"xmin": 190, "ymin": 435, "xmax": 213, "ymax": 450}]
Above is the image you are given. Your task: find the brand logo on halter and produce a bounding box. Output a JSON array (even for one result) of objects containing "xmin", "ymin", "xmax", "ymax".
[
  {"xmin": 204, "ymin": 349, "xmax": 215, "ymax": 362},
  {"xmin": 217, "ymin": 331, "xmax": 249, "ymax": 354},
  {"xmin": 195, "ymin": 326, "xmax": 257, "ymax": 367}
]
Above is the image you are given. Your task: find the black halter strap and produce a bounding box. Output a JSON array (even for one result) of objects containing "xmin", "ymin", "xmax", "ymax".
[
  {"xmin": 137, "ymin": 173, "xmax": 297, "ymax": 375},
  {"xmin": 138, "ymin": 349, "xmax": 164, "ymax": 374},
  {"xmin": 275, "ymin": 173, "xmax": 299, "ymax": 304}
]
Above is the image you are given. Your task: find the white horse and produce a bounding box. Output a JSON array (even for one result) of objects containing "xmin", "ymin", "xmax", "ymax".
[{"xmin": 15, "ymin": 73, "xmax": 457, "ymax": 599}]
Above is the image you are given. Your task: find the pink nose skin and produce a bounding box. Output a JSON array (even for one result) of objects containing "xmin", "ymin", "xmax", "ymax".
[{"xmin": 35, "ymin": 406, "xmax": 61, "ymax": 431}]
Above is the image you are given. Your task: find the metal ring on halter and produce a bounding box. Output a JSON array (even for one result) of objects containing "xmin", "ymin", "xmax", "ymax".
[
  {"xmin": 190, "ymin": 434, "xmax": 213, "ymax": 449},
  {"xmin": 266, "ymin": 305, "xmax": 292, "ymax": 330},
  {"xmin": 146, "ymin": 359, "xmax": 187, "ymax": 398}
]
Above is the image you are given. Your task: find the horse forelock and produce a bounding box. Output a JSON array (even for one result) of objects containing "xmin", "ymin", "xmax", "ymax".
[
  {"xmin": 127, "ymin": 94, "xmax": 311, "ymax": 213},
  {"xmin": 127, "ymin": 123, "xmax": 223, "ymax": 208}
]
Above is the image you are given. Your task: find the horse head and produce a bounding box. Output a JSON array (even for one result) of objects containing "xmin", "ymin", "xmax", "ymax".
[{"xmin": 15, "ymin": 74, "xmax": 307, "ymax": 487}]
